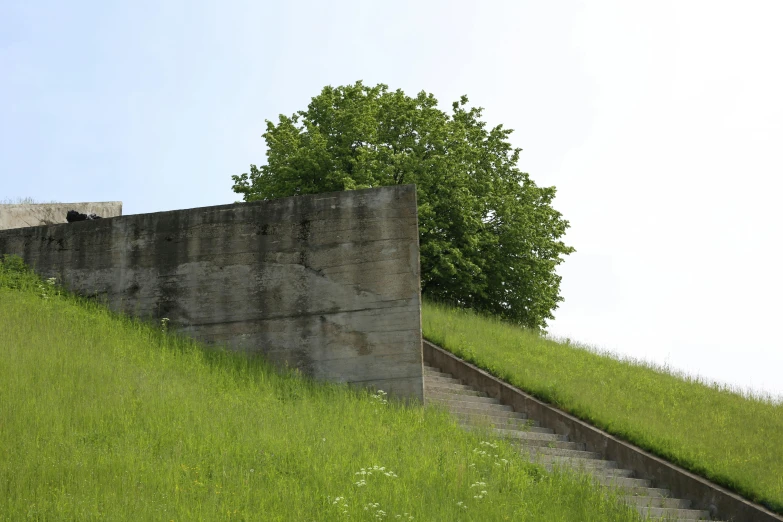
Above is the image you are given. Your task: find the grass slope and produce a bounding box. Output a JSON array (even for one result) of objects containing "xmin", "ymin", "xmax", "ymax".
[
  {"xmin": 0, "ymin": 256, "xmax": 650, "ymax": 522},
  {"xmin": 422, "ymin": 299, "xmax": 783, "ymax": 515}
]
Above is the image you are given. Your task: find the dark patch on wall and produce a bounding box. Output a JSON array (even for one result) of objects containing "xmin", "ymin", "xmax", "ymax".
[
  {"xmin": 320, "ymin": 315, "xmax": 372, "ymax": 356},
  {"xmin": 154, "ymin": 211, "xmax": 183, "ymax": 272},
  {"xmin": 128, "ymin": 221, "xmax": 143, "ymax": 267},
  {"xmin": 131, "ymin": 222, "xmax": 141, "ymax": 241},
  {"xmin": 354, "ymin": 203, "xmax": 371, "ymax": 242},
  {"xmin": 295, "ymin": 277, "xmax": 312, "ymax": 332},
  {"xmin": 44, "ymin": 235, "xmax": 67, "ymax": 252},
  {"xmin": 155, "ymin": 277, "xmax": 182, "ymax": 323},
  {"xmin": 219, "ymin": 208, "xmax": 236, "ymax": 225},
  {"xmin": 129, "ymin": 243, "xmax": 142, "ymax": 268},
  {"xmin": 294, "ymin": 213, "xmax": 313, "ymax": 319},
  {"xmin": 292, "ymin": 348, "xmax": 315, "ymax": 378},
  {"xmin": 85, "ymin": 289, "xmax": 111, "ymax": 309},
  {"xmin": 297, "ymin": 219, "xmax": 311, "ymax": 241},
  {"xmin": 73, "ymin": 227, "xmax": 89, "ymax": 270},
  {"xmin": 257, "ymin": 223, "xmax": 270, "ymax": 236},
  {"xmin": 126, "ymin": 281, "xmax": 141, "ymax": 298}
]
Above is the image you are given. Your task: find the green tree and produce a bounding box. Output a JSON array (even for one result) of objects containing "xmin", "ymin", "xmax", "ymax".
[{"xmin": 232, "ymin": 81, "xmax": 575, "ymax": 332}]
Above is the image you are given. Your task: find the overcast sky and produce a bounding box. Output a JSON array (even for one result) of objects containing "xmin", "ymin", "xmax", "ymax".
[{"xmin": 2, "ymin": 1, "xmax": 781, "ymax": 403}]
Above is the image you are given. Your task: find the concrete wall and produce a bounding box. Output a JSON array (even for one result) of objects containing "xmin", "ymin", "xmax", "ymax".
[
  {"xmin": 0, "ymin": 186, "xmax": 423, "ymax": 403},
  {"xmin": 0, "ymin": 202, "xmax": 123, "ymax": 230}
]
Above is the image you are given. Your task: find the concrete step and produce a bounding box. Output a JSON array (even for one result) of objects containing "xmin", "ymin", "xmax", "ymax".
[
  {"xmin": 539, "ymin": 462, "xmax": 663, "ymax": 492},
  {"xmin": 454, "ymin": 412, "xmax": 539, "ymax": 428},
  {"xmin": 557, "ymin": 465, "xmax": 635, "ymax": 479},
  {"xmin": 423, "ymin": 366, "xmax": 453, "ymax": 378},
  {"xmin": 592, "ymin": 474, "xmax": 655, "ymax": 490},
  {"xmin": 426, "ymin": 397, "xmax": 514, "ymax": 412},
  {"xmin": 467, "ymin": 427, "xmax": 582, "ymax": 448},
  {"xmin": 457, "ymin": 419, "xmax": 556, "ymax": 436},
  {"xmin": 595, "ymin": 478, "xmax": 671, "ymax": 498},
  {"xmin": 486, "ymin": 428, "xmax": 567, "ymax": 444},
  {"xmin": 624, "ymin": 496, "xmax": 692, "ymax": 509},
  {"xmin": 423, "ymin": 363, "xmax": 451, "ymax": 371},
  {"xmin": 423, "ymin": 373, "xmax": 463, "ymax": 385},
  {"xmin": 528, "ymin": 454, "xmax": 619, "ymax": 470},
  {"xmin": 490, "ymin": 426, "xmax": 561, "ymax": 439},
  {"xmin": 595, "ymin": 467, "xmax": 635, "ymax": 478},
  {"xmin": 426, "ymin": 391, "xmax": 502, "ymax": 405},
  {"xmin": 423, "ymin": 364, "xmax": 722, "ymax": 522},
  {"xmin": 527, "ymin": 459, "xmax": 705, "ymax": 521},
  {"xmin": 503, "ymin": 437, "xmax": 586, "ymax": 451},
  {"xmin": 636, "ymin": 505, "xmax": 711, "ymax": 520},
  {"xmin": 425, "ymin": 376, "xmax": 470, "ymax": 388},
  {"xmin": 554, "ymin": 465, "xmax": 636, "ymax": 478},
  {"xmin": 551, "ymin": 465, "xmax": 726, "ymax": 521},
  {"xmin": 521, "ymin": 445, "xmax": 601, "ymax": 460},
  {"xmin": 425, "ymin": 382, "xmax": 488, "ymax": 397}
]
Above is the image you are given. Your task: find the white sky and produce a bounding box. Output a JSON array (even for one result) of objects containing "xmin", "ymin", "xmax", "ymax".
[{"xmin": 2, "ymin": 1, "xmax": 781, "ymax": 402}]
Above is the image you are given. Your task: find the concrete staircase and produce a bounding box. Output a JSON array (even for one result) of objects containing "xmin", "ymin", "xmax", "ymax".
[{"xmin": 423, "ymin": 362, "xmax": 727, "ymax": 522}]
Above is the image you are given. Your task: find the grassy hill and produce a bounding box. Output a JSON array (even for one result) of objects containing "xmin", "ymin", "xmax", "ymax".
[
  {"xmin": 0, "ymin": 255, "xmax": 651, "ymax": 521},
  {"xmin": 2, "ymin": 253, "xmax": 780, "ymax": 520},
  {"xmin": 422, "ymin": 299, "xmax": 783, "ymax": 516}
]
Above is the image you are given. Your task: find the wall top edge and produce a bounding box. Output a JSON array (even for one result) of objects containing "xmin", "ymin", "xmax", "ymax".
[{"xmin": 122, "ymin": 185, "xmax": 416, "ymax": 218}]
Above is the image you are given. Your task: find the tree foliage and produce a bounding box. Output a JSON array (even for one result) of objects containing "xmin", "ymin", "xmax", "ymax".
[{"xmin": 232, "ymin": 81, "xmax": 575, "ymax": 332}]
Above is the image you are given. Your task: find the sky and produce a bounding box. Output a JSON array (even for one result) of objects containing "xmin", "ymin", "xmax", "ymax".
[{"xmin": 2, "ymin": 1, "xmax": 782, "ymax": 403}]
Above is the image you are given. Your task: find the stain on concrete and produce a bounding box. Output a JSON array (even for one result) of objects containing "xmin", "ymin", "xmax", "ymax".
[
  {"xmin": 258, "ymin": 223, "xmax": 270, "ymax": 236},
  {"xmin": 297, "ymin": 219, "xmax": 311, "ymax": 241},
  {"xmin": 320, "ymin": 315, "xmax": 372, "ymax": 356},
  {"xmin": 127, "ymin": 281, "xmax": 141, "ymax": 298}
]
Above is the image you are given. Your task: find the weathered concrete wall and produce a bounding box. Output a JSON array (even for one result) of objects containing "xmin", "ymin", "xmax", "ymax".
[
  {"xmin": 0, "ymin": 202, "xmax": 123, "ymax": 230},
  {"xmin": 0, "ymin": 186, "xmax": 423, "ymax": 403}
]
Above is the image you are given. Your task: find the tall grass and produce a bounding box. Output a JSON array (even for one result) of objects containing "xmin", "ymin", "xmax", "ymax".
[
  {"xmin": 0, "ymin": 255, "xmax": 653, "ymax": 521},
  {"xmin": 421, "ymin": 298, "xmax": 783, "ymax": 515}
]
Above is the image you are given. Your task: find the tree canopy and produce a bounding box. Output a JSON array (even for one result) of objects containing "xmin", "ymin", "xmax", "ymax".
[{"xmin": 231, "ymin": 81, "xmax": 575, "ymax": 332}]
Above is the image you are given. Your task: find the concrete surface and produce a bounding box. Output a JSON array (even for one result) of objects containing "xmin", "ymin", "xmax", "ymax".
[
  {"xmin": 0, "ymin": 186, "xmax": 424, "ymax": 403},
  {"xmin": 423, "ymin": 339, "xmax": 783, "ymax": 522},
  {"xmin": 0, "ymin": 202, "xmax": 123, "ymax": 230}
]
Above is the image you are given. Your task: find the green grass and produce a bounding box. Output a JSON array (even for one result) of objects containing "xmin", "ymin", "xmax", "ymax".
[
  {"xmin": 0, "ymin": 255, "xmax": 657, "ymax": 522},
  {"xmin": 422, "ymin": 298, "xmax": 783, "ymax": 516}
]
